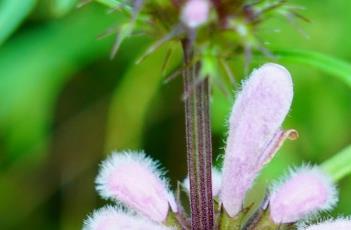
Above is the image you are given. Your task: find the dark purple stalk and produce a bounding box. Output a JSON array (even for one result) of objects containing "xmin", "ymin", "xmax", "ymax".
[
  {"xmin": 211, "ymin": 0, "xmax": 221, "ymax": 7},
  {"xmin": 182, "ymin": 39, "xmax": 214, "ymax": 230}
]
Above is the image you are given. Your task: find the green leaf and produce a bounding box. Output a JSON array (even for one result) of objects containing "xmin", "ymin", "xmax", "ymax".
[
  {"xmin": 0, "ymin": 5, "xmax": 120, "ymax": 159},
  {"xmin": 0, "ymin": 0, "xmax": 36, "ymax": 45},
  {"xmin": 35, "ymin": 0, "xmax": 78, "ymax": 17},
  {"xmin": 52, "ymin": 0, "xmax": 78, "ymax": 16},
  {"xmin": 95, "ymin": 0, "xmax": 121, "ymax": 8},
  {"xmin": 105, "ymin": 42, "xmax": 182, "ymax": 150},
  {"xmin": 321, "ymin": 145, "xmax": 351, "ymax": 182},
  {"xmin": 273, "ymin": 49, "xmax": 351, "ymax": 87}
]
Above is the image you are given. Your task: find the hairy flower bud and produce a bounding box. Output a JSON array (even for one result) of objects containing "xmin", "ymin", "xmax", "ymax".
[
  {"xmin": 221, "ymin": 63, "xmax": 294, "ymax": 217},
  {"xmin": 181, "ymin": 0, "xmax": 210, "ymax": 28},
  {"xmin": 299, "ymin": 218, "xmax": 351, "ymax": 230},
  {"xmin": 95, "ymin": 152, "xmax": 177, "ymax": 222},
  {"xmin": 83, "ymin": 206, "xmax": 172, "ymax": 230},
  {"xmin": 270, "ymin": 167, "xmax": 338, "ymax": 224}
]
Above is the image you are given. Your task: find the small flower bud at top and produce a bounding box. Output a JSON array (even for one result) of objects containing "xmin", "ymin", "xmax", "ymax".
[
  {"xmin": 299, "ymin": 218, "xmax": 351, "ymax": 230},
  {"xmin": 83, "ymin": 206, "xmax": 172, "ymax": 230},
  {"xmin": 95, "ymin": 152, "xmax": 177, "ymax": 222},
  {"xmin": 221, "ymin": 63, "xmax": 293, "ymax": 217},
  {"xmin": 270, "ymin": 167, "xmax": 338, "ymax": 224},
  {"xmin": 181, "ymin": 0, "xmax": 210, "ymax": 28}
]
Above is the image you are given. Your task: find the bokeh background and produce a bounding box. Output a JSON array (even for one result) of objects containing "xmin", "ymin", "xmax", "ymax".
[{"xmin": 0, "ymin": 0, "xmax": 350, "ymax": 229}]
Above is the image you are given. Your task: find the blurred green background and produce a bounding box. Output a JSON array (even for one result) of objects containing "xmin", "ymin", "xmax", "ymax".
[{"xmin": 0, "ymin": 0, "xmax": 350, "ymax": 229}]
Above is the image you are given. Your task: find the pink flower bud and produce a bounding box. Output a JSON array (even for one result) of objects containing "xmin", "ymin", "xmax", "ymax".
[
  {"xmin": 221, "ymin": 63, "xmax": 293, "ymax": 217},
  {"xmin": 299, "ymin": 218, "xmax": 351, "ymax": 230},
  {"xmin": 95, "ymin": 152, "xmax": 177, "ymax": 222},
  {"xmin": 270, "ymin": 167, "xmax": 338, "ymax": 224},
  {"xmin": 83, "ymin": 206, "xmax": 172, "ymax": 230},
  {"xmin": 181, "ymin": 0, "xmax": 210, "ymax": 28},
  {"xmin": 183, "ymin": 168, "xmax": 222, "ymax": 196}
]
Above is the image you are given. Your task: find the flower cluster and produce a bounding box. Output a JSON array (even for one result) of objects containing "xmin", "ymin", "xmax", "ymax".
[
  {"xmin": 92, "ymin": 0, "xmax": 305, "ymax": 77},
  {"xmin": 83, "ymin": 63, "xmax": 349, "ymax": 229}
]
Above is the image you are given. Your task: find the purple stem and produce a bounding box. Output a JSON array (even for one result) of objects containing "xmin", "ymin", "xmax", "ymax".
[{"xmin": 182, "ymin": 39, "xmax": 214, "ymax": 230}]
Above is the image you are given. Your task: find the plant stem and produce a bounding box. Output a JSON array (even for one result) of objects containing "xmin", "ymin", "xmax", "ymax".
[{"xmin": 182, "ymin": 39, "xmax": 214, "ymax": 230}]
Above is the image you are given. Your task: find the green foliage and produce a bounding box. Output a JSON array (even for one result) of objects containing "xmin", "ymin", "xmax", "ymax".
[
  {"xmin": 0, "ymin": 6, "xmax": 119, "ymax": 160},
  {"xmin": 274, "ymin": 49, "xmax": 351, "ymax": 87},
  {"xmin": 35, "ymin": 0, "xmax": 79, "ymax": 17},
  {"xmin": 105, "ymin": 42, "xmax": 182, "ymax": 151},
  {"xmin": 322, "ymin": 145, "xmax": 351, "ymax": 182},
  {"xmin": 0, "ymin": 0, "xmax": 36, "ymax": 45}
]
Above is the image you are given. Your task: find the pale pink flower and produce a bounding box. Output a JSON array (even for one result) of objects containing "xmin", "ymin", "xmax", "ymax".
[
  {"xmin": 298, "ymin": 218, "xmax": 351, "ymax": 230},
  {"xmin": 83, "ymin": 206, "xmax": 173, "ymax": 230},
  {"xmin": 84, "ymin": 63, "xmax": 343, "ymax": 229},
  {"xmin": 95, "ymin": 152, "xmax": 177, "ymax": 222},
  {"xmin": 269, "ymin": 167, "xmax": 338, "ymax": 224},
  {"xmin": 181, "ymin": 0, "xmax": 210, "ymax": 28},
  {"xmin": 220, "ymin": 63, "xmax": 294, "ymax": 217}
]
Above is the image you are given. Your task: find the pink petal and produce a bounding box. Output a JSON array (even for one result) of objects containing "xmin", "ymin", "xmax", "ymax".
[
  {"xmin": 270, "ymin": 167, "xmax": 338, "ymax": 223},
  {"xmin": 221, "ymin": 63, "xmax": 294, "ymax": 217},
  {"xmin": 181, "ymin": 0, "xmax": 210, "ymax": 28},
  {"xmin": 96, "ymin": 152, "xmax": 177, "ymax": 222},
  {"xmin": 299, "ymin": 218, "xmax": 351, "ymax": 230},
  {"xmin": 83, "ymin": 206, "xmax": 173, "ymax": 230}
]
